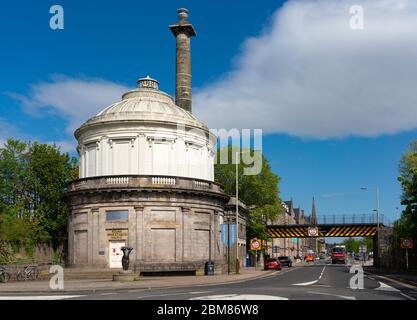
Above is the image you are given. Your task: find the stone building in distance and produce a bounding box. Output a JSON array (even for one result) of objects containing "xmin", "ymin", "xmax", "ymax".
[{"xmin": 65, "ymin": 9, "xmax": 247, "ymax": 274}]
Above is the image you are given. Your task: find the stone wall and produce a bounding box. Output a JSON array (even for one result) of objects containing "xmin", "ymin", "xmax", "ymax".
[{"xmin": 66, "ymin": 175, "xmax": 230, "ymax": 273}]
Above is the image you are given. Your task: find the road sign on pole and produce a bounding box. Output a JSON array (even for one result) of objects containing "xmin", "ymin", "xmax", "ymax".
[
  {"xmin": 221, "ymin": 224, "xmax": 236, "ymax": 246},
  {"xmin": 250, "ymin": 238, "xmax": 262, "ymax": 271},
  {"xmin": 400, "ymin": 238, "xmax": 413, "ymax": 270},
  {"xmin": 400, "ymin": 237, "xmax": 413, "ymax": 249},
  {"xmin": 250, "ymin": 239, "xmax": 262, "ymax": 251}
]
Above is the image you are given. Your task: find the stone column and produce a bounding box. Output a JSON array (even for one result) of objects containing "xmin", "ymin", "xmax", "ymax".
[
  {"xmin": 169, "ymin": 8, "xmax": 196, "ymax": 113},
  {"xmin": 91, "ymin": 207, "xmax": 99, "ymax": 265},
  {"xmin": 135, "ymin": 206, "xmax": 145, "ymax": 262},
  {"xmin": 128, "ymin": 207, "xmax": 137, "ymax": 262}
]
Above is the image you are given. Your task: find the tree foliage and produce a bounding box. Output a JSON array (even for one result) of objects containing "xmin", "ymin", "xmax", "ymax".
[
  {"xmin": 342, "ymin": 237, "xmax": 373, "ymax": 253},
  {"xmin": 214, "ymin": 146, "xmax": 283, "ymax": 240},
  {"xmin": 397, "ymin": 141, "xmax": 417, "ymax": 240},
  {"xmin": 0, "ymin": 139, "xmax": 77, "ymax": 256}
]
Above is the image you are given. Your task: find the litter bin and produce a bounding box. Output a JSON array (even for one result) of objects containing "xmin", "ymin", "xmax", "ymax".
[{"xmin": 204, "ymin": 261, "xmax": 215, "ymax": 276}]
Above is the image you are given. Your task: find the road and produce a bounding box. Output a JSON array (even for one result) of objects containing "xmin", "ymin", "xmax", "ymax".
[{"xmin": 1, "ymin": 260, "xmax": 416, "ymax": 300}]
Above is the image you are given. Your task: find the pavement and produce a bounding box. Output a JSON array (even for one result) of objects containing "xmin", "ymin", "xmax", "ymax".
[
  {"xmin": 2, "ymin": 259, "xmax": 417, "ymax": 300},
  {"xmin": 0, "ymin": 266, "xmax": 277, "ymax": 294}
]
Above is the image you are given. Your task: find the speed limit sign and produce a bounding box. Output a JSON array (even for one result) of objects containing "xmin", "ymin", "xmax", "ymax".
[
  {"xmin": 308, "ymin": 226, "xmax": 319, "ymax": 237},
  {"xmin": 250, "ymin": 239, "xmax": 262, "ymax": 250},
  {"xmin": 401, "ymin": 237, "xmax": 413, "ymax": 249}
]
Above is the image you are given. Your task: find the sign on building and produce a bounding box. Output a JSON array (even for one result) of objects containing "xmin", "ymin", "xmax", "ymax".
[
  {"xmin": 308, "ymin": 226, "xmax": 319, "ymax": 237},
  {"xmin": 107, "ymin": 229, "xmax": 128, "ymax": 240}
]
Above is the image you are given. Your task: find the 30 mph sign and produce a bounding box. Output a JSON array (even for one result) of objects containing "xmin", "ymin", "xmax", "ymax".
[
  {"xmin": 250, "ymin": 239, "xmax": 262, "ymax": 251},
  {"xmin": 401, "ymin": 237, "xmax": 413, "ymax": 249}
]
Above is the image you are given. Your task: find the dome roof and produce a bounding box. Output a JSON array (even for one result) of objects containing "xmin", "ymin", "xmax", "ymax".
[{"xmin": 75, "ymin": 77, "xmax": 208, "ymax": 138}]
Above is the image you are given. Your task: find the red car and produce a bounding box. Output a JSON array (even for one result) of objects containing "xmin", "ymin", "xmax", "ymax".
[
  {"xmin": 264, "ymin": 258, "xmax": 282, "ymax": 270},
  {"xmin": 305, "ymin": 254, "xmax": 315, "ymax": 263}
]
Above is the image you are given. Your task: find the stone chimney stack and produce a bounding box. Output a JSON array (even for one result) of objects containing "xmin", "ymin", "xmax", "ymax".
[{"xmin": 169, "ymin": 8, "xmax": 196, "ymax": 113}]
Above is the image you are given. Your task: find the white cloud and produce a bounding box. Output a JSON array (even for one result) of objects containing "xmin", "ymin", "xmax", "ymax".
[
  {"xmin": 0, "ymin": 118, "xmax": 20, "ymax": 147},
  {"xmin": 193, "ymin": 0, "xmax": 417, "ymax": 138},
  {"xmin": 46, "ymin": 139, "xmax": 77, "ymax": 153},
  {"xmin": 12, "ymin": 75, "xmax": 129, "ymax": 135}
]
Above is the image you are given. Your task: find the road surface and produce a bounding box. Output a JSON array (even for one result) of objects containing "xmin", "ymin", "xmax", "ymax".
[{"xmin": 0, "ymin": 260, "xmax": 416, "ymax": 300}]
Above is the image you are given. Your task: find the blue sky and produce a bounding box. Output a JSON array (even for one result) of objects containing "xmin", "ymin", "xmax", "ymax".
[{"xmin": 1, "ymin": 0, "xmax": 416, "ymax": 227}]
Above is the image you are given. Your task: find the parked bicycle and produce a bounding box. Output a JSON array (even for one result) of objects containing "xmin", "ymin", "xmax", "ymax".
[
  {"xmin": 0, "ymin": 266, "xmax": 10, "ymax": 283},
  {"xmin": 16, "ymin": 264, "xmax": 39, "ymax": 281}
]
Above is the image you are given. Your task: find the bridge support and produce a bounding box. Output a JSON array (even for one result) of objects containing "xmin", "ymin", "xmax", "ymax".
[{"xmin": 374, "ymin": 226, "xmax": 394, "ymax": 269}]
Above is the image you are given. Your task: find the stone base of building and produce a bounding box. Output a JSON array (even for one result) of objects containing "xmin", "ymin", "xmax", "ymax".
[
  {"xmin": 134, "ymin": 260, "xmax": 227, "ymax": 276},
  {"xmin": 113, "ymin": 270, "xmax": 139, "ymax": 281}
]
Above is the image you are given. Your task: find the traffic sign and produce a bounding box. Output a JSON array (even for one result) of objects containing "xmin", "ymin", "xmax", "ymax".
[
  {"xmin": 308, "ymin": 226, "xmax": 319, "ymax": 237},
  {"xmin": 250, "ymin": 239, "xmax": 262, "ymax": 251},
  {"xmin": 220, "ymin": 224, "xmax": 236, "ymax": 246},
  {"xmin": 401, "ymin": 237, "xmax": 413, "ymax": 249},
  {"xmin": 359, "ymin": 245, "xmax": 367, "ymax": 253}
]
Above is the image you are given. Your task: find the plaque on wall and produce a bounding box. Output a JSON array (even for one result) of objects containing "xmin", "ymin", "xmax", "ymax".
[{"xmin": 107, "ymin": 229, "xmax": 128, "ymax": 240}]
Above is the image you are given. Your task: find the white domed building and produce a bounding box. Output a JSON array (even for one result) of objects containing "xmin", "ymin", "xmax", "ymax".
[
  {"xmin": 65, "ymin": 9, "xmax": 248, "ymax": 274},
  {"xmin": 76, "ymin": 76, "xmax": 215, "ymax": 182}
]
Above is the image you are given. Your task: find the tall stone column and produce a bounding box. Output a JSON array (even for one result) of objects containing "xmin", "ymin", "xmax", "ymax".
[{"xmin": 170, "ymin": 8, "xmax": 196, "ymax": 113}]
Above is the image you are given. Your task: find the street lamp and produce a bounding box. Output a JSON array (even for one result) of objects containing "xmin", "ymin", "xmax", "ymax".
[
  {"xmin": 235, "ymin": 149, "xmax": 253, "ymax": 274},
  {"xmin": 360, "ymin": 187, "xmax": 380, "ymax": 229},
  {"xmin": 360, "ymin": 186, "xmax": 380, "ymax": 266}
]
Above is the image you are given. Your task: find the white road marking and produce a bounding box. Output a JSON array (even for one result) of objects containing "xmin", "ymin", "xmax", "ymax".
[
  {"xmin": 190, "ymin": 294, "xmax": 289, "ymax": 300},
  {"xmin": 400, "ymin": 293, "xmax": 416, "ymax": 300},
  {"xmin": 0, "ymin": 295, "xmax": 84, "ymax": 300},
  {"xmin": 293, "ymin": 265, "xmax": 326, "ymax": 286},
  {"xmin": 306, "ymin": 291, "xmax": 356, "ymax": 300},
  {"xmin": 312, "ymin": 284, "xmax": 331, "ymax": 288},
  {"xmin": 100, "ymin": 292, "xmax": 117, "ymax": 296},
  {"xmin": 188, "ymin": 291, "xmax": 211, "ymax": 294},
  {"xmin": 293, "ymin": 280, "xmax": 319, "ymax": 286},
  {"xmin": 318, "ymin": 266, "xmax": 326, "ymax": 280},
  {"xmin": 375, "ymin": 281, "xmax": 400, "ymax": 292}
]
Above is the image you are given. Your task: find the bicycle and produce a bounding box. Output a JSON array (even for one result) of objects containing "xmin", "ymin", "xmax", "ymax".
[
  {"xmin": 0, "ymin": 266, "xmax": 11, "ymax": 283},
  {"xmin": 16, "ymin": 264, "xmax": 39, "ymax": 281}
]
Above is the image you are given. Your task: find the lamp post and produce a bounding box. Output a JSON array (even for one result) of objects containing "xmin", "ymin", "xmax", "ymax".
[
  {"xmin": 360, "ymin": 187, "xmax": 380, "ymax": 229},
  {"xmin": 235, "ymin": 149, "xmax": 252, "ymax": 274},
  {"xmin": 360, "ymin": 186, "xmax": 380, "ymax": 266}
]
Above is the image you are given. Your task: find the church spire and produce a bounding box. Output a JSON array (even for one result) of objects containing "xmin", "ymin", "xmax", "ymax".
[{"xmin": 311, "ymin": 196, "xmax": 317, "ymax": 224}]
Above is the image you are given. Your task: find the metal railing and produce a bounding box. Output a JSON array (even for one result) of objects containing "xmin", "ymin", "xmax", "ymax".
[
  {"xmin": 300, "ymin": 214, "xmax": 392, "ymax": 226},
  {"xmin": 67, "ymin": 175, "xmax": 224, "ymax": 194}
]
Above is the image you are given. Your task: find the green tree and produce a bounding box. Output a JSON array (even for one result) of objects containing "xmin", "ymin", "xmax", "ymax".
[
  {"xmin": 27, "ymin": 142, "xmax": 75, "ymax": 248},
  {"xmin": 0, "ymin": 139, "xmax": 77, "ymax": 254},
  {"xmin": 397, "ymin": 141, "xmax": 417, "ymax": 239},
  {"xmin": 214, "ymin": 146, "xmax": 284, "ymax": 240},
  {"xmin": 343, "ymin": 237, "xmax": 374, "ymax": 253}
]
